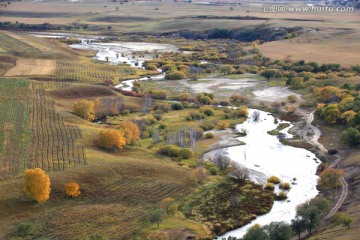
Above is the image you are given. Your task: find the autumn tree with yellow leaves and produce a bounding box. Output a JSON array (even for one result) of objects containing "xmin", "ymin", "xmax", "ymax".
[
  {"xmin": 23, "ymin": 168, "xmax": 51, "ymax": 203},
  {"xmin": 65, "ymin": 182, "xmax": 81, "ymax": 198},
  {"xmin": 117, "ymin": 121, "xmax": 141, "ymax": 145},
  {"xmin": 73, "ymin": 99, "xmax": 95, "ymax": 121},
  {"xmin": 98, "ymin": 129, "xmax": 126, "ymax": 151}
]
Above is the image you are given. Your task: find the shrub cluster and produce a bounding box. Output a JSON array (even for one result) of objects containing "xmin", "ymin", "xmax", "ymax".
[
  {"xmin": 267, "ymin": 176, "xmax": 281, "ymax": 184},
  {"xmin": 157, "ymin": 145, "xmax": 194, "ymax": 159}
]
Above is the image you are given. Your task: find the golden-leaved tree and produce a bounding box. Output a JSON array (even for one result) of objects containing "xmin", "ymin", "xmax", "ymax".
[
  {"xmin": 118, "ymin": 121, "xmax": 141, "ymax": 145},
  {"xmin": 72, "ymin": 99, "xmax": 95, "ymax": 121},
  {"xmin": 23, "ymin": 168, "xmax": 51, "ymax": 203},
  {"xmin": 65, "ymin": 182, "xmax": 81, "ymax": 197},
  {"xmin": 99, "ymin": 129, "xmax": 126, "ymax": 151}
]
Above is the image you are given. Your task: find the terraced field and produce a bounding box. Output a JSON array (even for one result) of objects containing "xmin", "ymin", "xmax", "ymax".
[{"xmin": 0, "ymin": 78, "xmax": 31, "ymax": 178}]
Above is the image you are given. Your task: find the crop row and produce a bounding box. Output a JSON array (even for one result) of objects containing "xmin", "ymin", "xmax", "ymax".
[
  {"xmin": 54, "ymin": 61, "xmax": 137, "ymax": 84},
  {"xmin": 27, "ymin": 83, "xmax": 86, "ymax": 171}
]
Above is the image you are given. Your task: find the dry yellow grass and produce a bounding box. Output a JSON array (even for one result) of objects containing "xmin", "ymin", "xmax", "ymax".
[
  {"xmin": 258, "ymin": 29, "xmax": 360, "ymax": 68},
  {"xmin": 4, "ymin": 59, "xmax": 56, "ymax": 76}
]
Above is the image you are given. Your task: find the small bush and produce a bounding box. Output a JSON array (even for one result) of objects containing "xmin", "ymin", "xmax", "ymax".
[
  {"xmin": 153, "ymin": 103, "xmax": 171, "ymax": 113},
  {"xmin": 17, "ymin": 222, "xmax": 35, "ymax": 237},
  {"xmin": 264, "ymin": 182, "xmax": 275, "ymax": 191},
  {"xmin": 145, "ymin": 64, "xmax": 158, "ymax": 71},
  {"xmin": 223, "ymin": 113, "xmax": 230, "ymax": 119},
  {"xmin": 65, "ymin": 182, "xmax": 81, "ymax": 198},
  {"xmin": 280, "ymin": 182, "xmax": 291, "ymax": 190},
  {"xmin": 179, "ymin": 148, "xmax": 194, "ymax": 159},
  {"xmin": 153, "ymin": 113, "xmax": 162, "ymax": 121},
  {"xmin": 277, "ymin": 191, "xmax": 288, "ymax": 200},
  {"xmin": 166, "ymin": 71, "xmax": 186, "ymax": 80},
  {"xmin": 203, "ymin": 109, "xmax": 214, "ymax": 116},
  {"xmin": 148, "ymin": 89, "xmax": 169, "ymax": 100},
  {"xmin": 216, "ymin": 121, "xmax": 229, "ymax": 130},
  {"xmin": 141, "ymin": 131, "xmax": 151, "ymax": 138},
  {"xmin": 219, "ymin": 100, "xmax": 230, "ymax": 106},
  {"xmin": 287, "ymin": 95, "xmax": 298, "ymax": 103},
  {"xmin": 159, "ymin": 123, "xmax": 167, "ymax": 130},
  {"xmin": 187, "ymin": 111, "xmax": 206, "ymax": 121},
  {"xmin": 158, "ymin": 145, "xmax": 181, "ymax": 158},
  {"xmin": 328, "ymin": 149, "xmax": 338, "ymax": 155},
  {"xmin": 200, "ymin": 121, "xmax": 216, "ymax": 131},
  {"xmin": 205, "ymin": 132, "xmax": 215, "ymax": 138},
  {"xmin": 267, "ymin": 176, "xmax": 281, "ymax": 184},
  {"xmin": 171, "ymin": 102, "xmax": 184, "ymax": 110},
  {"xmin": 122, "ymin": 109, "xmax": 129, "ymax": 115},
  {"xmin": 208, "ymin": 165, "xmax": 220, "ymax": 175}
]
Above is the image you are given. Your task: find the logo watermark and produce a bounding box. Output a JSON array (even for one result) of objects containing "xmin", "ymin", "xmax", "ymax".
[{"xmin": 261, "ymin": 5, "xmax": 354, "ymax": 13}]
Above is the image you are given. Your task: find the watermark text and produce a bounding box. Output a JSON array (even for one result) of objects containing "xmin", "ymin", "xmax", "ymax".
[{"xmin": 261, "ymin": 5, "xmax": 354, "ymax": 13}]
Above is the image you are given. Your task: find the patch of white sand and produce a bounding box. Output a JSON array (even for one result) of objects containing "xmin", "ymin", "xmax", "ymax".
[{"xmin": 253, "ymin": 87, "xmax": 301, "ymax": 101}]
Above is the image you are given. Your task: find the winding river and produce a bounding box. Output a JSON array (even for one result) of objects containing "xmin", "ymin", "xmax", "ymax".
[
  {"xmin": 31, "ymin": 33, "xmax": 322, "ymax": 239},
  {"xmin": 220, "ymin": 109, "xmax": 320, "ymax": 238}
]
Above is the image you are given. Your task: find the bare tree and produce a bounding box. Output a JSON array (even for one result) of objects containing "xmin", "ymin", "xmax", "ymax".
[
  {"xmin": 188, "ymin": 126, "xmax": 202, "ymax": 149},
  {"xmin": 231, "ymin": 167, "xmax": 250, "ymax": 183},
  {"xmin": 142, "ymin": 95, "xmax": 153, "ymax": 114},
  {"xmin": 152, "ymin": 128, "xmax": 160, "ymax": 143},
  {"xmin": 212, "ymin": 149, "xmax": 231, "ymax": 171},
  {"xmin": 193, "ymin": 166, "xmax": 208, "ymax": 184}
]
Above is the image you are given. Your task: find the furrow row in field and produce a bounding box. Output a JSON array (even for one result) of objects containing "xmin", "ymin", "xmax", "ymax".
[{"xmin": 27, "ymin": 83, "xmax": 86, "ymax": 171}]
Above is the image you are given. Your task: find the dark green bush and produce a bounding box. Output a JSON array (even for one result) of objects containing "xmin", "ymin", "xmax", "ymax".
[
  {"xmin": 171, "ymin": 102, "xmax": 184, "ymax": 110},
  {"xmin": 203, "ymin": 109, "xmax": 214, "ymax": 116}
]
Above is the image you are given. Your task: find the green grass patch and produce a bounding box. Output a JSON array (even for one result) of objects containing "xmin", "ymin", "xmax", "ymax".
[
  {"xmin": 0, "ymin": 33, "xmax": 40, "ymax": 55},
  {"xmin": 267, "ymin": 79, "xmax": 286, "ymax": 87},
  {"xmin": 180, "ymin": 178, "xmax": 274, "ymax": 236},
  {"xmin": 225, "ymin": 73, "xmax": 264, "ymax": 80},
  {"xmin": 267, "ymin": 123, "xmax": 290, "ymax": 136},
  {"xmin": 0, "ymin": 78, "xmax": 31, "ymax": 176}
]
